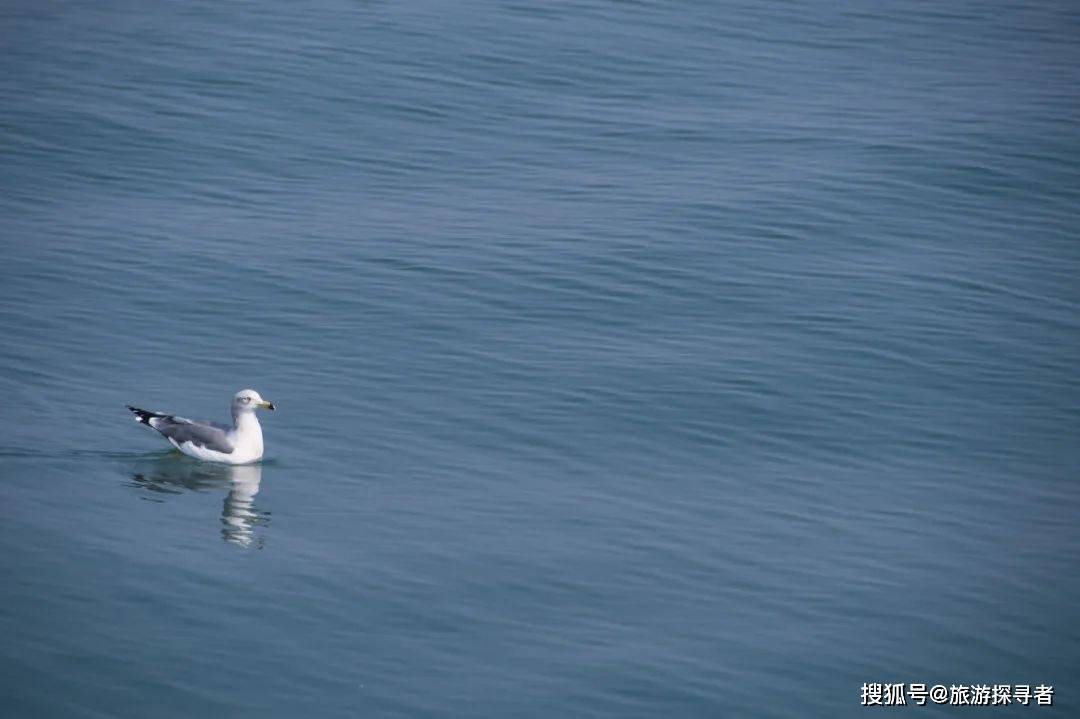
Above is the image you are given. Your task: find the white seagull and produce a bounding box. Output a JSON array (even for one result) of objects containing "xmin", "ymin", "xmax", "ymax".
[{"xmin": 128, "ymin": 389, "xmax": 275, "ymax": 464}]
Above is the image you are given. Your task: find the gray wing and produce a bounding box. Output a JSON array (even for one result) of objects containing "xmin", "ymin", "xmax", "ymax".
[
  {"xmin": 127, "ymin": 406, "xmax": 235, "ymax": 454},
  {"xmin": 152, "ymin": 415, "xmax": 234, "ymax": 453}
]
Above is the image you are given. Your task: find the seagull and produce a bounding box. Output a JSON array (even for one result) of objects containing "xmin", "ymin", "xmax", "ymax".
[{"xmin": 127, "ymin": 389, "xmax": 275, "ymax": 464}]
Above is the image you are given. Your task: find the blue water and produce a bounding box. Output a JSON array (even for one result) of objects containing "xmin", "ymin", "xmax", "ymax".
[{"xmin": 2, "ymin": 1, "xmax": 1079, "ymax": 716}]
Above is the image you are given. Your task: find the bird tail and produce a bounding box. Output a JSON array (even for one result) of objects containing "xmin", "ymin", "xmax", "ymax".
[{"xmin": 127, "ymin": 406, "xmax": 165, "ymax": 426}]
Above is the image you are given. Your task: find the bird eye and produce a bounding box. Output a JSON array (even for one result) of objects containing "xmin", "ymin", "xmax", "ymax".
[{"xmin": 240, "ymin": 396, "xmax": 251, "ymax": 403}]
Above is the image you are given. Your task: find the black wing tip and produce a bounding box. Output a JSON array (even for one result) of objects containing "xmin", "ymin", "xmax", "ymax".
[{"xmin": 127, "ymin": 405, "xmax": 156, "ymax": 424}]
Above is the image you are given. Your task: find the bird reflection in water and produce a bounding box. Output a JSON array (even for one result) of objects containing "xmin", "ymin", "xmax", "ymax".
[
  {"xmin": 129, "ymin": 454, "xmax": 270, "ymax": 548},
  {"xmin": 220, "ymin": 463, "xmax": 265, "ymax": 548}
]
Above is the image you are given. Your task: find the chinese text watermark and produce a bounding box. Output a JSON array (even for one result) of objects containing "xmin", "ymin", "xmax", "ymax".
[{"xmin": 861, "ymin": 683, "xmax": 1053, "ymax": 707}]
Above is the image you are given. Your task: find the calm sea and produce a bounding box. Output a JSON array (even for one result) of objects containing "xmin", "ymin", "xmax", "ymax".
[{"xmin": 2, "ymin": 1, "xmax": 1079, "ymax": 716}]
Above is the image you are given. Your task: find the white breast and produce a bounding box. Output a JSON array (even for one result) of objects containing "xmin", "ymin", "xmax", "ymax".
[{"xmin": 224, "ymin": 413, "xmax": 264, "ymax": 464}]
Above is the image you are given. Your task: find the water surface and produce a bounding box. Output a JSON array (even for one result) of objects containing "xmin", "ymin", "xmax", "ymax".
[{"xmin": 2, "ymin": 1, "xmax": 1079, "ymax": 716}]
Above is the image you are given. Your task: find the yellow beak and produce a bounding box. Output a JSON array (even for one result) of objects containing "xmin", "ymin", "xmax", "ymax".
[{"xmin": 258, "ymin": 400, "xmax": 276, "ymax": 410}]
